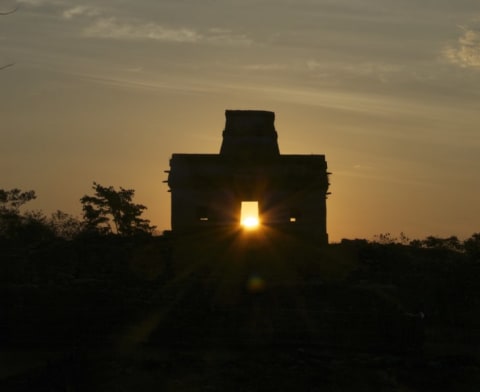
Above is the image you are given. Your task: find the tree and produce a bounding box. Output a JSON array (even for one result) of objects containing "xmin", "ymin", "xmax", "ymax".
[
  {"xmin": 48, "ymin": 210, "xmax": 84, "ymax": 240},
  {"xmin": 0, "ymin": 188, "xmax": 36, "ymax": 213},
  {"xmin": 421, "ymin": 235, "xmax": 463, "ymax": 251},
  {"xmin": 0, "ymin": 188, "xmax": 36, "ymax": 237},
  {"xmin": 464, "ymin": 233, "xmax": 480, "ymax": 261},
  {"xmin": 80, "ymin": 182, "xmax": 156, "ymax": 236},
  {"xmin": 0, "ymin": 188, "xmax": 54, "ymax": 241}
]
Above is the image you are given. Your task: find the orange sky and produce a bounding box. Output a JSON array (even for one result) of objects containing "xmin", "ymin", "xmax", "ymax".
[{"xmin": 1, "ymin": 0, "xmax": 480, "ymax": 242}]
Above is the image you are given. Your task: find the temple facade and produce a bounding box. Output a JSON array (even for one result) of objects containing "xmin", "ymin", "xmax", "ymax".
[{"xmin": 167, "ymin": 110, "xmax": 330, "ymax": 244}]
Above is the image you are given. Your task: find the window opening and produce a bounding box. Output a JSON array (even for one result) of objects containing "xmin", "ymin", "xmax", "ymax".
[
  {"xmin": 289, "ymin": 209, "xmax": 300, "ymax": 223},
  {"xmin": 240, "ymin": 201, "xmax": 259, "ymax": 229},
  {"xmin": 197, "ymin": 206, "xmax": 209, "ymax": 222}
]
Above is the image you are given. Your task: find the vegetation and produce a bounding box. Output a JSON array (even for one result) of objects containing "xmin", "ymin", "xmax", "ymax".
[
  {"xmin": 370, "ymin": 231, "xmax": 480, "ymax": 262},
  {"xmin": 80, "ymin": 182, "xmax": 156, "ymax": 236},
  {"xmin": 0, "ymin": 188, "xmax": 50, "ymax": 241},
  {"xmin": 1, "ymin": 185, "xmax": 479, "ymax": 390},
  {"xmin": 0, "ymin": 183, "xmax": 155, "ymax": 241}
]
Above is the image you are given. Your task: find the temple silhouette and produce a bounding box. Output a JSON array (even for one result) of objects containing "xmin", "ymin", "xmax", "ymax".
[{"xmin": 167, "ymin": 110, "xmax": 330, "ymax": 244}]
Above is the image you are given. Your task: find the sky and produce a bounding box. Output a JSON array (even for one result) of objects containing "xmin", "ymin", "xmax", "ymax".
[{"xmin": 1, "ymin": 0, "xmax": 479, "ymax": 242}]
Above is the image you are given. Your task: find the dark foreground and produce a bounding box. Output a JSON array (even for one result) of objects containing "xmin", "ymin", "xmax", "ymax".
[{"xmin": 1, "ymin": 232, "xmax": 480, "ymax": 391}]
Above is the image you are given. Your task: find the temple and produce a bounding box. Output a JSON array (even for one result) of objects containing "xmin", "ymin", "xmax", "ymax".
[{"xmin": 167, "ymin": 110, "xmax": 330, "ymax": 244}]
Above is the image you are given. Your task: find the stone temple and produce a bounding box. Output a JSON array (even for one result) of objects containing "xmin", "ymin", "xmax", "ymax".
[{"xmin": 167, "ymin": 110, "xmax": 330, "ymax": 244}]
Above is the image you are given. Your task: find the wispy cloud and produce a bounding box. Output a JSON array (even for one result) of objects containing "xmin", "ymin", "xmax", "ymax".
[
  {"xmin": 62, "ymin": 5, "xmax": 100, "ymax": 20},
  {"xmin": 205, "ymin": 27, "xmax": 252, "ymax": 46},
  {"xmin": 243, "ymin": 60, "xmax": 403, "ymax": 77},
  {"xmin": 444, "ymin": 24, "xmax": 480, "ymax": 69},
  {"xmin": 306, "ymin": 59, "xmax": 406, "ymax": 84},
  {"xmin": 14, "ymin": 2, "xmax": 252, "ymax": 45},
  {"xmin": 83, "ymin": 17, "xmax": 200, "ymax": 43},
  {"xmin": 17, "ymin": 0, "xmax": 62, "ymax": 6},
  {"xmin": 243, "ymin": 63, "xmax": 288, "ymax": 71},
  {"xmin": 81, "ymin": 18, "xmax": 252, "ymax": 46}
]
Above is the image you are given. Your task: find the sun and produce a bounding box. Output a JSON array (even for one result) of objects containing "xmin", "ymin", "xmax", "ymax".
[
  {"xmin": 242, "ymin": 216, "xmax": 260, "ymax": 229},
  {"xmin": 240, "ymin": 201, "xmax": 260, "ymax": 230}
]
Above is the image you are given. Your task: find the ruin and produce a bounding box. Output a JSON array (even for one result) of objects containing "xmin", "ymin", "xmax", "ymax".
[{"xmin": 167, "ymin": 110, "xmax": 330, "ymax": 244}]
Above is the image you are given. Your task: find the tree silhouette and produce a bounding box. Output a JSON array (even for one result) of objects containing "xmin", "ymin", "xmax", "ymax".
[
  {"xmin": 80, "ymin": 182, "xmax": 156, "ymax": 236},
  {"xmin": 464, "ymin": 233, "xmax": 480, "ymax": 261},
  {"xmin": 0, "ymin": 188, "xmax": 38, "ymax": 239},
  {"xmin": 48, "ymin": 210, "xmax": 84, "ymax": 239},
  {"xmin": 0, "ymin": 188, "xmax": 36, "ymax": 213}
]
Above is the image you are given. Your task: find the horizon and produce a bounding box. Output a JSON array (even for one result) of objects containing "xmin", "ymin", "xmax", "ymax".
[{"xmin": 2, "ymin": 0, "xmax": 479, "ymax": 242}]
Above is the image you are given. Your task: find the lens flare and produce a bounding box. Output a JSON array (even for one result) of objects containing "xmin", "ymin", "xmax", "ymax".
[{"xmin": 247, "ymin": 274, "xmax": 266, "ymax": 293}]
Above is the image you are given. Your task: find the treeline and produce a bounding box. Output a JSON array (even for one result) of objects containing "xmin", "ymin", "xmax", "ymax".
[
  {"xmin": 0, "ymin": 183, "xmax": 157, "ymax": 243},
  {"xmin": 2, "ymin": 185, "xmax": 480, "ymax": 253},
  {"xmin": 371, "ymin": 231, "xmax": 480, "ymax": 256}
]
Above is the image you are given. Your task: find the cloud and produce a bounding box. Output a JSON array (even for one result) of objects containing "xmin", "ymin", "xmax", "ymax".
[
  {"xmin": 243, "ymin": 64, "xmax": 287, "ymax": 71},
  {"xmin": 306, "ymin": 59, "xmax": 404, "ymax": 83},
  {"xmin": 62, "ymin": 5, "xmax": 100, "ymax": 20},
  {"xmin": 82, "ymin": 18, "xmax": 252, "ymax": 46},
  {"xmin": 444, "ymin": 25, "xmax": 480, "ymax": 69},
  {"xmin": 15, "ymin": 1, "xmax": 252, "ymax": 46},
  {"xmin": 83, "ymin": 17, "xmax": 201, "ymax": 43},
  {"xmin": 205, "ymin": 28, "xmax": 252, "ymax": 46},
  {"xmin": 17, "ymin": 0, "xmax": 62, "ymax": 5}
]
